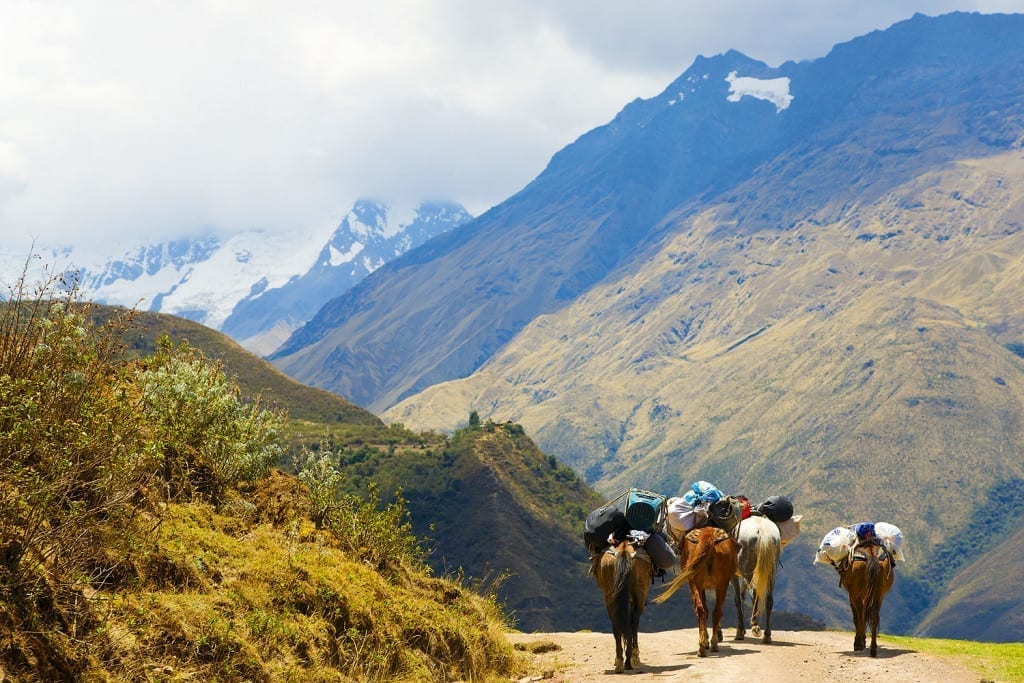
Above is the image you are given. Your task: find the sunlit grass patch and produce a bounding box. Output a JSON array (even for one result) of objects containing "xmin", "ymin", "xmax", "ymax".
[{"xmin": 887, "ymin": 634, "xmax": 1024, "ymax": 683}]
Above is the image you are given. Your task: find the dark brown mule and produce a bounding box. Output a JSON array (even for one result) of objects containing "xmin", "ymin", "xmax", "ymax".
[
  {"xmin": 837, "ymin": 542, "xmax": 895, "ymax": 657},
  {"xmin": 593, "ymin": 538, "xmax": 653, "ymax": 673},
  {"xmin": 654, "ymin": 526, "xmax": 738, "ymax": 657}
]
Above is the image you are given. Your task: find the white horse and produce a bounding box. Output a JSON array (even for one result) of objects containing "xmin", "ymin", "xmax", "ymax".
[{"xmin": 731, "ymin": 514, "xmax": 802, "ymax": 643}]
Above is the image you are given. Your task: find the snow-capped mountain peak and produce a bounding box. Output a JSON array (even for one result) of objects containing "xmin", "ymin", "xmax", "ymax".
[{"xmin": 0, "ymin": 199, "xmax": 473, "ymax": 356}]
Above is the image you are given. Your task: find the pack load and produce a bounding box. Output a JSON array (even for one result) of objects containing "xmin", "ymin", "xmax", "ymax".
[
  {"xmin": 641, "ymin": 531, "xmax": 678, "ymax": 571},
  {"xmin": 583, "ymin": 488, "xmax": 667, "ymax": 554},
  {"xmin": 872, "ymin": 522, "xmax": 906, "ymax": 562},
  {"xmin": 584, "ymin": 505, "xmax": 628, "ymax": 554},
  {"xmin": 665, "ymin": 496, "xmax": 704, "ymax": 542},
  {"xmin": 775, "ymin": 514, "xmax": 804, "ymax": 548},
  {"xmin": 624, "ymin": 488, "xmax": 667, "ymax": 534},
  {"xmin": 754, "ymin": 495, "xmax": 794, "ymax": 523},
  {"xmin": 683, "ymin": 480, "xmax": 723, "ymax": 506},
  {"xmin": 704, "ymin": 497, "xmax": 737, "ymax": 536},
  {"xmin": 735, "ymin": 495, "xmax": 753, "ymax": 520},
  {"xmin": 814, "ymin": 526, "xmax": 858, "ymax": 566},
  {"xmin": 849, "ymin": 522, "xmax": 876, "ymax": 543}
]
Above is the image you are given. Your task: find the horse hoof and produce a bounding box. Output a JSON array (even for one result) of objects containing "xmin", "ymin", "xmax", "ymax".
[
  {"xmin": 698, "ymin": 649, "xmax": 707, "ymax": 658},
  {"xmin": 751, "ymin": 625, "xmax": 762, "ymax": 637},
  {"xmin": 735, "ymin": 633, "xmax": 745, "ymax": 641},
  {"xmin": 762, "ymin": 635, "xmax": 772, "ymax": 644}
]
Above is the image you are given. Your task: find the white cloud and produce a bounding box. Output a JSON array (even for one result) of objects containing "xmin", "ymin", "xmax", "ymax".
[{"xmin": 0, "ymin": 1, "xmax": 1013, "ymax": 252}]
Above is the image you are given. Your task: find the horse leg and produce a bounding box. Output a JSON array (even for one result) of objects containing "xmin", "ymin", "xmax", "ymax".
[
  {"xmin": 623, "ymin": 597, "xmax": 637, "ymax": 671},
  {"xmin": 750, "ymin": 587, "xmax": 762, "ymax": 638},
  {"xmin": 762, "ymin": 591, "xmax": 773, "ymax": 644},
  {"xmin": 732, "ymin": 576, "xmax": 746, "ymax": 641},
  {"xmin": 612, "ymin": 625, "xmax": 624, "ymax": 673},
  {"xmin": 626, "ymin": 613, "xmax": 640, "ymax": 670},
  {"xmin": 691, "ymin": 584, "xmax": 710, "ymax": 657},
  {"xmin": 849, "ymin": 595, "xmax": 866, "ymax": 652},
  {"xmin": 711, "ymin": 583, "xmax": 727, "ymax": 653}
]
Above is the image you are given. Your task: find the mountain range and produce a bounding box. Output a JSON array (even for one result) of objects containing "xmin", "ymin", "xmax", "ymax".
[
  {"xmin": 268, "ymin": 11, "xmax": 1024, "ymax": 640},
  {"xmin": 0, "ymin": 200, "xmax": 471, "ymax": 356}
]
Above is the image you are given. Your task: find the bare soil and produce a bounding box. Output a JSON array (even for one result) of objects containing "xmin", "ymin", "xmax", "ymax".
[{"xmin": 507, "ymin": 628, "xmax": 982, "ymax": 682}]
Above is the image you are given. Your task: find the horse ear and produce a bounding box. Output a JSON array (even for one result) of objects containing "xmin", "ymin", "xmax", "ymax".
[{"xmin": 791, "ymin": 514, "xmax": 804, "ymax": 523}]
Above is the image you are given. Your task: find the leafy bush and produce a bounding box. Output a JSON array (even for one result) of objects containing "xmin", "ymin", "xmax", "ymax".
[
  {"xmin": 136, "ymin": 336, "xmax": 285, "ymax": 503},
  {"xmin": 330, "ymin": 483, "xmax": 427, "ymax": 572},
  {"xmin": 297, "ymin": 441, "xmax": 428, "ymax": 571}
]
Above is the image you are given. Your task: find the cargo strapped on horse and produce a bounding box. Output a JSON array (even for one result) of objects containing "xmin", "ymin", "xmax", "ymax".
[{"xmin": 584, "ymin": 489, "xmax": 674, "ymax": 578}]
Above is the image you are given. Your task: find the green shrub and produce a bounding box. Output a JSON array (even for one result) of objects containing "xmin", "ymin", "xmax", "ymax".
[
  {"xmin": 296, "ymin": 440, "xmax": 346, "ymax": 529},
  {"xmin": 136, "ymin": 337, "xmax": 285, "ymax": 503},
  {"xmin": 330, "ymin": 483, "xmax": 427, "ymax": 572}
]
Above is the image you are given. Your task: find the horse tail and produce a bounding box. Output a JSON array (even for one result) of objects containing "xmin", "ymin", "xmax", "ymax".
[
  {"xmin": 863, "ymin": 547, "xmax": 882, "ymax": 612},
  {"xmin": 750, "ymin": 528, "xmax": 779, "ymax": 620},
  {"xmin": 611, "ymin": 548, "xmax": 633, "ymax": 631},
  {"xmin": 653, "ymin": 529, "xmax": 716, "ymax": 604}
]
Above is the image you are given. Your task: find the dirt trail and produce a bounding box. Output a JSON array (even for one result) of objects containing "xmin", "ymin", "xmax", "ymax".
[{"xmin": 507, "ymin": 629, "xmax": 982, "ymax": 682}]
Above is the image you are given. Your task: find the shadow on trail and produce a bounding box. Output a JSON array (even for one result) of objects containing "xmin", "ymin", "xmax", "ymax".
[
  {"xmin": 632, "ymin": 662, "xmax": 691, "ymax": 675},
  {"xmin": 731, "ymin": 638, "xmax": 801, "ymax": 647},
  {"xmin": 845, "ymin": 647, "xmax": 917, "ymax": 659}
]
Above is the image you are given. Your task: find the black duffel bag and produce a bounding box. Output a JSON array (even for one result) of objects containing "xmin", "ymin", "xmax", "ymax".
[
  {"xmin": 755, "ymin": 495, "xmax": 794, "ymax": 523},
  {"xmin": 584, "ymin": 505, "xmax": 628, "ymax": 554}
]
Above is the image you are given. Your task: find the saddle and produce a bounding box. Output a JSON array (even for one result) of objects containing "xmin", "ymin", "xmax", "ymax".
[
  {"xmin": 683, "ymin": 526, "xmax": 732, "ymax": 545},
  {"xmin": 832, "ymin": 540, "xmax": 895, "ymax": 584}
]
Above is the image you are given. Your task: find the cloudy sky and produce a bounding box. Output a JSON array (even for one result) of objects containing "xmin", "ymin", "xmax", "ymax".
[{"xmin": 1, "ymin": 1, "xmax": 1018, "ymax": 255}]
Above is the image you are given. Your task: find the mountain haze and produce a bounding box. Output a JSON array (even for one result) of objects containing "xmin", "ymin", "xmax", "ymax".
[
  {"xmin": 271, "ymin": 12, "xmax": 1024, "ymax": 639},
  {"xmin": 0, "ymin": 200, "xmax": 470, "ymax": 358},
  {"xmin": 223, "ymin": 200, "xmax": 472, "ymax": 354}
]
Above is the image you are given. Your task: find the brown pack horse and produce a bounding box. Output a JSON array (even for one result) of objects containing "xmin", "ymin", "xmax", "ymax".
[
  {"xmin": 654, "ymin": 526, "xmax": 738, "ymax": 657},
  {"xmin": 837, "ymin": 542, "xmax": 895, "ymax": 657},
  {"xmin": 593, "ymin": 538, "xmax": 653, "ymax": 673}
]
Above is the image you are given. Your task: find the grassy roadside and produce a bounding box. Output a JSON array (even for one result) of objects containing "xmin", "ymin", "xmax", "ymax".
[{"xmin": 886, "ymin": 634, "xmax": 1024, "ymax": 683}]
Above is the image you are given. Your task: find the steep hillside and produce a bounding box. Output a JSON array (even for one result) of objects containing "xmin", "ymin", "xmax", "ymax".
[
  {"xmin": 100, "ymin": 307, "xmax": 381, "ymax": 425},
  {"xmin": 271, "ymin": 12, "xmax": 1024, "ymax": 415},
  {"xmin": 331, "ymin": 419, "xmax": 617, "ymax": 632},
  {"xmin": 914, "ymin": 515, "xmax": 1024, "ymax": 642},
  {"xmin": 92, "ymin": 306, "xmax": 637, "ymax": 632}
]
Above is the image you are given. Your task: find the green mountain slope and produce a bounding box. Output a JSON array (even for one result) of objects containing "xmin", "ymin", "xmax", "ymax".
[
  {"xmin": 914, "ymin": 518, "xmax": 1024, "ymax": 642},
  {"xmin": 101, "ymin": 308, "xmax": 381, "ymax": 425},
  {"xmin": 332, "ymin": 419, "xmax": 615, "ymax": 631}
]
